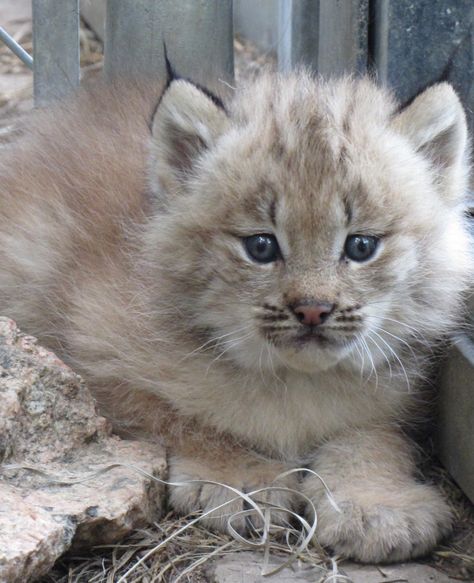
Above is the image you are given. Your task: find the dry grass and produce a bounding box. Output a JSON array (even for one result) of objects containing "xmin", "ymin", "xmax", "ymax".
[
  {"xmin": 430, "ymin": 464, "xmax": 474, "ymax": 581},
  {"xmin": 39, "ymin": 513, "xmax": 332, "ymax": 583}
]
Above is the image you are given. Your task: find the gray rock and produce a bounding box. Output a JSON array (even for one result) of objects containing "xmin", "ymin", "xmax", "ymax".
[
  {"xmin": 0, "ymin": 318, "xmax": 167, "ymax": 583},
  {"xmin": 210, "ymin": 553, "xmax": 454, "ymax": 583},
  {"xmin": 210, "ymin": 553, "xmax": 326, "ymax": 582},
  {"xmin": 341, "ymin": 561, "xmax": 455, "ymax": 583}
]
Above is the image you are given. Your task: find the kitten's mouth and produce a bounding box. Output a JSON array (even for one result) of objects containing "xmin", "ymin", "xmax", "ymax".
[
  {"xmin": 266, "ymin": 328, "xmax": 358, "ymax": 373},
  {"xmin": 295, "ymin": 330, "xmax": 332, "ymax": 345},
  {"xmin": 261, "ymin": 325, "xmax": 357, "ymax": 352},
  {"xmin": 293, "ymin": 328, "xmax": 357, "ymax": 350}
]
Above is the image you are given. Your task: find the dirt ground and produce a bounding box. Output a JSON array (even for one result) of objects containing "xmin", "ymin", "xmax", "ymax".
[{"xmin": 1, "ymin": 6, "xmax": 473, "ymax": 583}]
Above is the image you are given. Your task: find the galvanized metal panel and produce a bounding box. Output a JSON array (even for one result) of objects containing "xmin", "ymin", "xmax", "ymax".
[
  {"xmin": 80, "ymin": 0, "xmax": 106, "ymax": 41},
  {"xmin": 370, "ymin": 0, "xmax": 474, "ymax": 135},
  {"xmin": 234, "ymin": 0, "xmax": 278, "ymax": 52},
  {"xmin": 438, "ymin": 332, "xmax": 474, "ymax": 504},
  {"xmin": 278, "ymin": 0, "xmax": 368, "ymax": 75},
  {"xmin": 32, "ymin": 0, "xmax": 80, "ymax": 106},
  {"xmin": 104, "ymin": 0, "xmax": 234, "ymax": 89}
]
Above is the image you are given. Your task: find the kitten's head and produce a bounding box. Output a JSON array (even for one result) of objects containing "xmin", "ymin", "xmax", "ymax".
[{"xmin": 145, "ymin": 72, "xmax": 472, "ymax": 375}]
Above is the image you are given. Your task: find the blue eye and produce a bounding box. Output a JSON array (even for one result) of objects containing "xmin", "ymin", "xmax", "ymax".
[
  {"xmin": 344, "ymin": 235, "xmax": 379, "ymax": 262},
  {"xmin": 244, "ymin": 234, "xmax": 280, "ymax": 263}
]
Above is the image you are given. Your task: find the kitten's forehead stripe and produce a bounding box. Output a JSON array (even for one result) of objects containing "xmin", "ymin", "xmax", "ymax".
[
  {"xmin": 343, "ymin": 196, "xmax": 353, "ymax": 226},
  {"xmin": 269, "ymin": 198, "xmax": 277, "ymax": 227}
]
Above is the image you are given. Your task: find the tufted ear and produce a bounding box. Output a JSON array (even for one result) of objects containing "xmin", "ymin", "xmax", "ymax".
[
  {"xmin": 149, "ymin": 79, "xmax": 229, "ymax": 197},
  {"xmin": 392, "ymin": 83, "xmax": 469, "ymax": 204}
]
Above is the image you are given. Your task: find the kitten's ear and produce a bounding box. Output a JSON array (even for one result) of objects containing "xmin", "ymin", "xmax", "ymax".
[
  {"xmin": 149, "ymin": 79, "xmax": 229, "ymax": 196},
  {"xmin": 392, "ymin": 83, "xmax": 469, "ymax": 203}
]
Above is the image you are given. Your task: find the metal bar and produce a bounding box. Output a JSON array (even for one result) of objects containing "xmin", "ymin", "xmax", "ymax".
[
  {"xmin": 278, "ymin": 0, "xmax": 318, "ymax": 73},
  {"xmin": 0, "ymin": 26, "xmax": 33, "ymax": 70},
  {"xmin": 32, "ymin": 0, "xmax": 80, "ymax": 106},
  {"xmin": 438, "ymin": 333, "xmax": 474, "ymax": 504},
  {"xmin": 104, "ymin": 0, "xmax": 234, "ymax": 91},
  {"xmin": 369, "ymin": 0, "xmax": 474, "ymax": 137},
  {"xmin": 370, "ymin": 0, "xmax": 389, "ymax": 84},
  {"xmin": 278, "ymin": 0, "xmax": 368, "ymax": 75},
  {"xmin": 234, "ymin": 0, "xmax": 278, "ymax": 52}
]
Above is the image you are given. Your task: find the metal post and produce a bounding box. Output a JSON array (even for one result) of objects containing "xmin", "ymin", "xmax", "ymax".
[
  {"xmin": 32, "ymin": 0, "xmax": 80, "ymax": 106},
  {"xmin": 278, "ymin": 0, "xmax": 368, "ymax": 76},
  {"xmin": 104, "ymin": 0, "xmax": 234, "ymax": 89},
  {"xmin": 369, "ymin": 0, "xmax": 389, "ymax": 85},
  {"xmin": 368, "ymin": 0, "xmax": 474, "ymax": 136}
]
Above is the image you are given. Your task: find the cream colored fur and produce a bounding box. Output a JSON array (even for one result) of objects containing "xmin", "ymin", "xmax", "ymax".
[{"xmin": 0, "ymin": 72, "xmax": 471, "ymax": 563}]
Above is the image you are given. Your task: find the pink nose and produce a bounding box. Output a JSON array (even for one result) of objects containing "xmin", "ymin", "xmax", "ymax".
[{"xmin": 292, "ymin": 301, "xmax": 335, "ymax": 326}]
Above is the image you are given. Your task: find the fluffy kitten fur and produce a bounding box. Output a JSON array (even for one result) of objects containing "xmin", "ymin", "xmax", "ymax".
[{"xmin": 0, "ymin": 71, "xmax": 471, "ymax": 563}]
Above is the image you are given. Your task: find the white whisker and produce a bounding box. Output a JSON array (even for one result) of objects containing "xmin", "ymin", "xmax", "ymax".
[
  {"xmin": 366, "ymin": 332, "xmax": 392, "ymax": 379},
  {"xmin": 358, "ymin": 334, "xmax": 378, "ymax": 390},
  {"xmin": 181, "ymin": 324, "xmax": 252, "ymax": 361},
  {"xmin": 372, "ymin": 324, "xmax": 427, "ymax": 362},
  {"xmin": 204, "ymin": 331, "xmax": 254, "ymax": 376},
  {"xmin": 378, "ymin": 315, "xmax": 431, "ymax": 346},
  {"xmin": 370, "ymin": 330, "xmax": 411, "ymax": 393},
  {"xmin": 351, "ymin": 338, "xmax": 367, "ymax": 383}
]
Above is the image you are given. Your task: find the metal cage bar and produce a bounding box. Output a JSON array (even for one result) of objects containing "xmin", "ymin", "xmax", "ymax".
[
  {"xmin": 104, "ymin": 0, "xmax": 234, "ymax": 89},
  {"xmin": 32, "ymin": 0, "xmax": 80, "ymax": 106},
  {"xmin": 0, "ymin": 26, "xmax": 33, "ymax": 70},
  {"xmin": 278, "ymin": 0, "xmax": 368, "ymax": 76}
]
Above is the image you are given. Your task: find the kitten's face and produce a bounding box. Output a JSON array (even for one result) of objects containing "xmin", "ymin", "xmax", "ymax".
[{"xmin": 150, "ymin": 75, "xmax": 471, "ymax": 375}]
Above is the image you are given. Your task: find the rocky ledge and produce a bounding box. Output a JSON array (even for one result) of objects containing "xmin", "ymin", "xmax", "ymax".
[{"xmin": 0, "ymin": 318, "xmax": 167, "ymax": 583}]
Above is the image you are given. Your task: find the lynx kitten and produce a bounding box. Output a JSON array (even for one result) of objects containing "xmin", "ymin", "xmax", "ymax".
[{"xmin": 0, "ymin": 71, "xmax": 471, "ymax": 563}]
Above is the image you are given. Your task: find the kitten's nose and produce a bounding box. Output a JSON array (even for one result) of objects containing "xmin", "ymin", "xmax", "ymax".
[{"xmin": 291, "ymin": 301, "xmax": 335, "ymax": 327}]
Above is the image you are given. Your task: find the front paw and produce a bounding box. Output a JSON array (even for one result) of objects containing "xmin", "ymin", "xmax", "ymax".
[
  {"xmin": 303, "ymin": 479, "xmax": 453, "ymax": 563},
  {"xmin": 168, "ymin": 454, "xmax": 298, "ymax": 534}
]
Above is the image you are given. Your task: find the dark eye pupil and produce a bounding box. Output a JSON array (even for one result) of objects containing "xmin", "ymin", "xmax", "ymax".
[
  {"xmin": 244, "ymin": 234, "xmax": 279, "ymax": 263},
  {"xmin": 344, "ymin": 235, "xmax": 378, "ymax": 262}
]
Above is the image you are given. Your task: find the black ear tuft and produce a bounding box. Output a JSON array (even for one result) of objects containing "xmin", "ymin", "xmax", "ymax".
[
  {"xmin": 161, "ymin": 43, "xmax": 226, "ymax": 112},
  {"xmin": 191, "ymin": 81, "xmax": 226, "ymax": 112},
  {"xmin": 163, "ymin": 42, "xmax": 177, "ymax": 89}
]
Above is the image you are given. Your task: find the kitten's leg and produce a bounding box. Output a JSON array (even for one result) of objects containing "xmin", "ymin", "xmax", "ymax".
[
  {"xmin": 168, "ymin": 443, "xmax": 299, "ymax": 534},
  {"xmin": 302, "ymin": 427, "xmax": 452, "ymax": 563}
]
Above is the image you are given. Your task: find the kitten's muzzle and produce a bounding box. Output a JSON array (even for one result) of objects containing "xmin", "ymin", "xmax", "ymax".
[{"xmin": 290, "ymin": 300, "xmax": 335, "ymax": 327}]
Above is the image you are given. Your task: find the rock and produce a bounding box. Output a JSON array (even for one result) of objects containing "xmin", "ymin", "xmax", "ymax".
[
  {"xmin": 0, "ymin": 318, "xmax": 167, "ymax": 583},
  {"xmin": 0, "ymin": 484, "xmax": 72, "ymax": 583},
  {"xmin": 210, "ymin": 553, "xmax": 325, "ymax": 582},
  {"xmin": 209, "ymin": 553, "xmax": 454, "ymax": 583},
  {"xmin": 341, "ymin": 562, "xmax": 456, "ymax": 583}
]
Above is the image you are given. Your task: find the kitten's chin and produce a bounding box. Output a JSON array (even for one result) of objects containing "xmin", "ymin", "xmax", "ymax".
[
  {"xmin": 227, "ymin": 332, "xmax": 353, "ymax": 374},
  {"xmin": 275, "ymin": 344, "xmax": 346, "ymax": 373}
]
